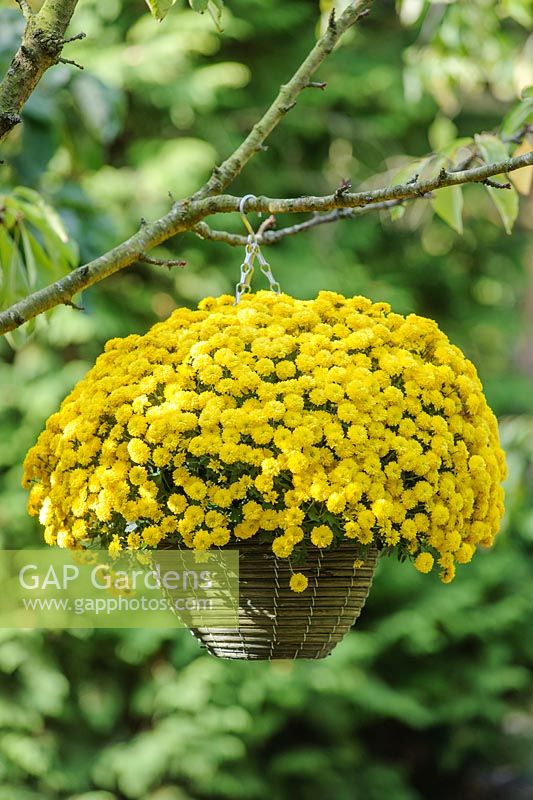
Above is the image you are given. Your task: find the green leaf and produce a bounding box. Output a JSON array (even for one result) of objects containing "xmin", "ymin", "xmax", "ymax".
[
  {"xmin": 501, "ymin": 96, "xmax": 533, "ymax": 139},
  {"xmin": 0, "ymin": 227, "xmax": 15, "ymax": 307},
  {"xmin": 0, "ymin": 188, "xmax": 78, "ymax": 324},
  {"xmin": 431, "ymin": 185, "xmax": 464, "ymax": 234},
  {"xmin": 391, "ymin": 158, "xmax": 428, "ymax": 187},
  {"xmin": 389, "ymin": 205, "xmax": 405, "ymax": 222},
  {"xmin": 189, "ymin": 0, "xmax": 224, "ymax": 30},
  {"xmin": 440, "ymin": 137, "xmax": 474, "ymax": 159},
  {"xmin": 208, "ymin": 0, "xmax": 224, "ymax": 31},
  {"xmin": 485, "ymin": 183, "xmax": 519, "ymax": 235},
  {"xmin": 144, "ymin": 0, "xmax": 177, "ymax": 21},
  {"xmin": 475, "ymin": 132, "xmax": 510, "ymax": 165},
  {"xmin": 475, "ymin": 134, "xmax": 519, "ymax": 234},
  {"xmin": 4, "ymin": 319, "xmax": 36, "ymax": 351},
  {"xmin": 19, "ymin": 224, "xmax": 38, "ymax": 287}
]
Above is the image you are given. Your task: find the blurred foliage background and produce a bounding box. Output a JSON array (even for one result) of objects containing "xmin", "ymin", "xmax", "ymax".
[{"xmin": 1, "ymin": 0, "xmax": 533, "ymax": 797}]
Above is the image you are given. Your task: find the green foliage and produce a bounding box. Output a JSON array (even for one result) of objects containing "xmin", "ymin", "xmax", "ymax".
[
  {"xmin": 501, "ymin": 87, "xmax": 533, "ymax": 139},
  {"xmin": 1, "ymin": 0, "xmax": 533, "ymax": 797},
  {"xmin": 145, "ymin": 0, "xmax": 178, "ymax": 22},
  {"xmin": 475, "ymin": 134, "xmax": 520, "ymax": 234},
  {"xmin": 144, "ymin": 0, "xmax": 225, "ymax": 28},
  {"xmin": 189, "ymin": 0, "xmax": 224, "ymax": 31},
  {"xmin": 0, "ymin": 187, "xmax": 78, "ymax": 347},
  {"xmin": 430, "ymin": 185, "xmax": 463, "ymax": 235}
]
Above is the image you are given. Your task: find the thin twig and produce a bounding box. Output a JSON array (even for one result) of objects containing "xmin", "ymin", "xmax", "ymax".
[
  {"xmin": 63, "ymin": 299, "xmax": 84, "ymax": 311},
  {"xmin": 59, "ymin": 57, "xmax": 83, "ymax": 70},
  {"xmin": 15, "ymin": 0, "xmax": 33, "ymax": 20},
  {"xmin": 194, "ymin": 200, "xmax": 404, "ymax": 247},
  {"xmin": 139, "ymin": 255, "xmax": 187, "ymax": 268},
  {"xmin": 257, "ymin": 215, "xmax": 277, "ymax": 237},
  {"xmin": 481, "ymin": 178, "xmax": 511, "ymax": 189},
  {"xmin": 62, "ymin": 32, "xmax": 86, "ymax": 44},
  {"xmin": 191, "ymin": 0, "xmax": 372, "ymax": 200},
  {"xmin": 503, "ymin": 124, "xmax": 532, "ymax": 145},
  {"xmin": 305, "ymin": 81, "xmax": 327, "ymax": 90}
]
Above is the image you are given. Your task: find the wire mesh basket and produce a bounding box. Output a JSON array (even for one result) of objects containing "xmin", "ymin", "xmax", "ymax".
[{"xmin": 186, "ymin": 541, "xmax": 378, "ymax": 660}]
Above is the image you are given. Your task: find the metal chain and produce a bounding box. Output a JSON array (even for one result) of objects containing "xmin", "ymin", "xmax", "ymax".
[
  {"xmin": 233, "ymin": 195, "xmax": 282, "ymax": 304},
  {"xmin": 234, "ymin": 236, "xmax": 255, "ymax": 303},
  {"xmin": 255, "ymin": 247, "xmax": 281, "ymax": 295}
]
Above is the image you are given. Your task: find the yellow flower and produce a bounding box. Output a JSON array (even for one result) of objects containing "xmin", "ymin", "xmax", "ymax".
[
  {"xmin": 127, "ymin": 532, "xmax": 141, "ymax": 549},
  {"xmin": 127, "ymin": 415, "xmax": 148, "ymax": 437},
  {"xmin": 310, "ymin": 525, "xmax": 333, "ymax": 548},
  {"xmin": 72, "ymin": 519, "xmax": 87, "ymax": 540},
  {"xmin": 129, "ymin": 466, "xmax": 148, "ymax": 485},
  {"xmin": 184, "ymin": 480, "xmax": 207, "ymax": 501},
  {"xmin": 127, "ymin": 439, "xmax": 150, "ymax": 465},
  {"xmin": 290, "ymin": 572, "xmax": 308, "ymax": 593},
  {"xmin": 167, "ymin": 493, "xmax": 187, "ymax": 514},
  {"xmin": 193, "ymin": 530, "xmax": 212, "ymax": 550},
  {"xmin": 108, "ymin": 535, "xmax": 122, "ymax": 559},
  {"xmin": 455, "ymin": 543, "xmax": 475, "ymax": 564},
  {"xmin": 272, "ymin": 536, "xmax": 294, "ymax": 558},
  {"xmin": 211, "ymin": 526, "xmax": 230, "ymax": 546},
  {"xmin": 414, "ymin": 552, "xmax": 434, "ymax": 574},
  {"xmin": 141, "ymin": 525, "xmax": 162, "ymax": 546}
]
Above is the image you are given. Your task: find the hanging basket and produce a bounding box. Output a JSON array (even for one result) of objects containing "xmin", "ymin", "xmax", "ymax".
[
  {"xmin": 23, "ymin": 290, "xmax": 507, "ymax": 660},
  {"xmin": 187, "ymin": 541, "xmax": 378, "ymax": 660}
]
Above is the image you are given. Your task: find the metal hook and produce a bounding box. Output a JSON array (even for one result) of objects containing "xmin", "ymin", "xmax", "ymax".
[{"xmin": 239, "ymin": 194, "xmax": 257, "ymax": 238}]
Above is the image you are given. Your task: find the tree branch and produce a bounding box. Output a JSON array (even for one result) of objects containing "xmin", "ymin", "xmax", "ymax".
[
  {"xmin": 191, "ymin": 0, "xmax": 372, "ymax": 200},
  {"xmin": 194, "ymin": 200, "xmax": 405, "ymax": 246},
  {"xmin": 190, "ymin": 151, "xmax": 533, "ymax": 216},
  {"xmin": 138, "ymin": 254, "xmax": 187, "ymax": 268},
  {"xmin": 15, "ymin": 0, "xmax": 32, "ymax": 21},
  {"xmin": 1, "ymin": 150, "xmax": 531, "ymax": 335},
  {"xmin": 0, "ymin": 0, "xmax": 81, "ymax": 144}
]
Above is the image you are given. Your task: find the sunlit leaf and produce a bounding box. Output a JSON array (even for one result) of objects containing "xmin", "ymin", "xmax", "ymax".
[
  {"xmin": 476, "ymin": 134, "xmax": 519, "ymax": 234},
  {"xmin": 431, "ymin": 185, "xmax": 464, "ymax": 234},
  {"xmin": 0, "ymin": 188, "xmax": 79, "ymax": 347},
  {"xmin": 501, "ymin": 93, "xmax": 533, "ymax": 139},
  {"xmin": 144, "ymin": 0, "xmax": 177, "ymax": 21},
  {"xmin": 440, "ymin": 137, "xmax": 474, "ymax": 159},
  {"xmin": 475, "ymin": 133, "xmax": 510, "ymax": 165},
  {"xmin": 509, "ymin": 138, "xmax": 533, "ymax": 195},
  {"xmin": 389, "ymin": 205, "xmax": 406, "ymax": 222},
  {"xmin": 208, "ymin": 0, "xmax": 224, "ymax": 31},
  {"xmin": 4, "ymin": 319, "xmax": 36, "ymax": 351},
  {"xmin": 19, "ymin": 224, "xmax": 38, "ymax": 286},
  {"xmin": 428, "ymin": 115, "xmax": 457, "ymax": 152},
  {"xmin": 189, "ymin": 0, "xmax": 224, "ymax": 30}
]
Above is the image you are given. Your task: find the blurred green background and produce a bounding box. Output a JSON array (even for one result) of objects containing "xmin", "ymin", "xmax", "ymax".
[{"xmin": 1, "ymin": 0, "xmax": 533, "ymax": 798}]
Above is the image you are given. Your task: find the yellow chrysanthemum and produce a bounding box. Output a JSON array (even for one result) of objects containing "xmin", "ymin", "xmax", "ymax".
[
  {"xmin": 310, "ymin": 525, "xmax": 334, "ymax": 548},
  {"xmin": 22, "ymin": 291, "xmax": 506, "ymax": 588},
  {"xmin": 289, "ymin": 572, "xmax": 308, "ymax": 593},
  {"xmin": 414, "ymin": 552, "xmax": 434, "ymax": 574}
]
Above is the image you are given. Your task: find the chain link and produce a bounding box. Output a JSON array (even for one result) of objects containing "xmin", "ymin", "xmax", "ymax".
[
  {"xmin": 234, "ymin": 237, "xmax": 256, "ymax": 304},
  {"xmin": 256, "ymin": 247, "xmax": 281, "ymax": 295},
  {"xmin": 234, "ymin": 196, "xmax": 282, "ymax": 303}
]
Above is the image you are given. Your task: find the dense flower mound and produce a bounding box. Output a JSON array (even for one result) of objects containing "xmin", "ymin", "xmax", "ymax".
[{"xmin": 23, "ymin": 291, "xmax": 506, "ymax": 585}]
